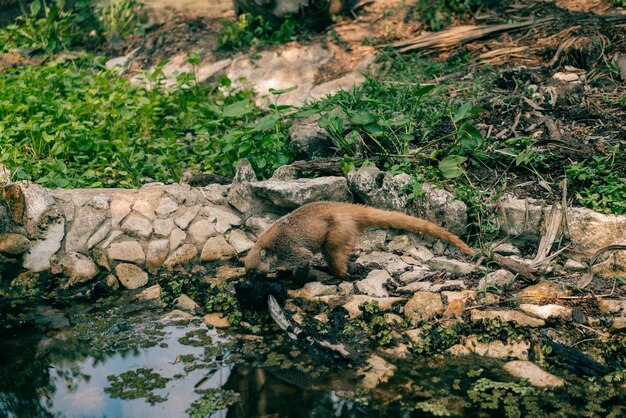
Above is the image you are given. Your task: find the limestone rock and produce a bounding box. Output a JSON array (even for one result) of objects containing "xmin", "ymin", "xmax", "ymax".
[
  {"xmin": 22, "ymin": 219, "xmax": 64, "ymax": 272},
  {"xmin": 215, "ymin": 266, "xmax": 245, "ymax": 281},
  {"xmin": 0, "ymin": 233, "xmax": 30, "ymax": 255},
  {"xmin": 174, "ymin": 206, "xmax": 200, "ymax": 230},
  {"xmin": 358, "ymin": 355, "xmax": 396, "ymax": 389},
  {"xmin": 465, "ymin": 335, "xmax": 530, "ymax": 360},
  {"xmin": 397, "ymin": 266, "xmax": 432, "ymax": 284},
  {"xmin": 169, "ymin": 228, "xmax": 186, "ymax": 251},
  {"xmin": 417, "ymin": 183, "xmax": 468, "ymax": 237},
  {"xmin": 598, "ymin": 299, "xmax": 626, "ymax": 314},
  {"xmin": 154, "ymin": 218, "xmax": 175, "ymax": 237},
  {"xmin": 233, "ymin": 158, "xmax": 257, "ymax": 183},
  {"xmin": 200, "ymin": 236, "xmax": 237, "ymax": 261},
  {"xmin": 59, "ymin": 252, "xmax": 98, "ymax": 288},
  {"xmin": 200, "ymin": 184, "xmax": 230, "ymax": 205},
  {"xmin": 503, "ymin": 361, "xmax": 565, "ymax": 388},
  {"xmin": 228, "ymin": 181, "xmax": 269, "ymax": 216},
  {"xmin": 175, "ymin": 294, "xmax": 200, "ymax": 312},
  {"xmin": 115, "ymin": 263, "xmax": 149, "ymax": 289},
  {"xmin": 443, "ymin": 299, "xmax": 465, "ymax": 320},
  {"xmin": 132, "ymin": 200, "xmax": 156, "ymax": 220},
  {"xmin": 387, "ymin": 234, "xmax": 415, "ymax": 254},
  {"xmin": 146, "ymin": 239, "xmax": 169, "ymax": 272},
  {"xmin": 244, "ymin": 215, "xmax": 278, "ymax": 236},
  {"xmin": 106, "ymin": 274, "xmax": 120, "ymax": 290},
  {"xmin": 403, "ymin": 292, "xmax": 444, "ymax": 323},
  {"xmin": 87, "ymin": 193, "xmax": 110, "ymax": 211},
  {"xmin": 354, "ymin": 230, "xmax": 387, "ymax": 252},
  {"xmin": 356, "ymin": 270, "xmax": 391, "ymax": 297},
  {"xmin": 288, "ymin": 116, "xmax": 335, "ymax": 160},
  {"xmin": 446, "ymin": 344, "xmax": 471, "ymax": 356},
  {"xmin": 156, "ymin": 197, "xmax": 179, "ymax": 216},
  {"xmin": 428, "ymin": 257, "xmax": 475, "ymax": 275},
  {"xmin": 86, "ymin": 220, "xmax": 112, "ymax": 249},
  {"xmin": 563, "ymin": 258, "xmax": 586, "ymax": 271},
  {"xmin": 347, "ymin": 166, "xmax": 410, "ymax": 212},
  {"xmin": 110, "ymin": 197, "xmax": 131, "ymax": 227},
  {"xmin": 21, "ymin": 182, "xmax": 55, "ymax": 234},
  {"xmin": 202, "ymin": 313, "xmax": 230, "ymax": 328},
  {"xmin": 355, "ymin": 251, "xmax": 410, "ymax": 276},
  {"xmin": 227, "ymin": 230, "xmax": 255, "ymax": 253},
  {"xmin": 251, "ymin": 176, "xmax": 352, "ymax": 208},
  {"xmin": 288, "ymin": 281, "xmax": 338, "ymax": 299},
  {"xmin": 188, "ymin": 218, "xmax": 217, "ymax": 244},
  {"xmin": 478, "ymin": 269, "xmax": 516, "ymax": 290},
  {"xmin": 65, "ymin": 205, "xmax": 107, "ymax": 253},
  {"xmin": 342, "ymin": 295, "xmax": 405, "ymax": 318},
  {"xmin": 163, "ymin": 244, "xmax": 198, "ymax": 269},
  {"xmin": 470, "ymin": 309, "xmax": 545, "ymax": 327},
  {"xmin": 443, "ymin": 290, "xmax": 477, "ymax": 303},
  {"xmin": 519, "ymin": 304, "xmax": 572, "ymax": 320},
  {"xmin": 108, "ymin": 241, "xmax": 145, "ymax": 264},
  {"xmin": 203, "ymin": 206, "xmax": 242, "ymax": 234},
  {"xmin": 308, "ymin": 64, "xmax": 371, "ymax": 102},
  {"xmin": 121, "ymin": 215, "xmax": 153, "ymax": 238},
  {"xmin": 164, "ymin": 309, "xmax": 195, "ymax": 321},
  {"xmin": 92, "ymin": 248, "xmax": 111, "ymax": 271},
  {"xmin": 338, "ymin": 281, "xmax": 354, "ymax": 296},
  {"xmin": 135, "ymin": 284, "xmax": 162, "ymax": 302},
  {"xmin": 612, "ymin": 317, "xmax": 626, "ymax": 330},
  {"xmin": 516, "ymin": 280, "xmax": 569, "ymax": 301},
  {"xmin": 408, "ymin": 245, "xmax": 435, "ymax": 262},
  {"xmin": 492, "ymin": 242, "xmax": 521, "ymax": 255}
]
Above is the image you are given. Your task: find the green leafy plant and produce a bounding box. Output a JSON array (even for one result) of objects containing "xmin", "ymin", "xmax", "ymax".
[
  {"xmin": 187, "ymin": 388, "xmax": 240, "ymax": 418},
  {"xmin": 105, "ymin": 368, "xmax": 170, "ymax": 404},
  {"xmin": 0, "ymin": 0, "xmax": 100, "ymax": 53},
  {"xmin": 217, "ymin": 13, "xmax": 302, "ymax": 51},
  {"xmin": 412, "ymin": 323, "xmax": 461, "ymax": 355},
  {"xmin": 96, "ymin": 0, "xmax": 142, "ymax": 41},
  {"xmin": 409, "ymin": 0, "xmax": 481, "ymax": 31}
]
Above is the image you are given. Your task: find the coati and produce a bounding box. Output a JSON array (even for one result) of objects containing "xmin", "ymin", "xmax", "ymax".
[{"xmin": 245, "ymin": 201, "xmax": 474, "ymax": 279}]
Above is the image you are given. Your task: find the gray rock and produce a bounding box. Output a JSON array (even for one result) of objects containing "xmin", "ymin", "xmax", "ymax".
[
  {"xmin": 288, "ymin": 116, "xmax": 335, "ymax": 159},
  {"xmin": 174, "ymin": 206, "xmax": 200, "ymax": 230},
  {"xmin": 59, "ymin": 252, "xmax": 98, "ymax": 288},
  {"xmin": 169, "ymin": 228, "xmax": 186, "ymax": 251},
  {"xmin": 233, "ymin": 159, "xmax": 257, "ymax": 183},
  {"xmin": 86, "ymin": 220, "xmax": 112, "ymax": 250},
  {"xmin": 289, "ymin": 282, "xmax": 338, "ymax": 299},
  {"xmin": 135, "ymin": 284, "xmax": 162, "ymax": 302},
  {"xmin": 146, "ymin": 239, "xmax": 169, "ymax": 272},
  {"xmin": 132, "ymin": 200, "xmax": 156, "ymax": 220},
  {"xmin": 347, "ymin": 166, "xmax": 411, "ymax": 212},
  {"xmin": 110, "ymin": 197, "xmax": 131, "ymax": 227},
  {"xmin": 442, "ymin": 290, "xmax": 477, "ymax": 302},
  {"xmin": 22, "ymin": 219, "xmax": 64, "ymax": 272},
  {"xmin": 503, "ymin": 361, "xmax": 565, "ymax": 387},
  {"xmin": 563, "ymin": 259, "xmax": 586, "ymax": 271},
  {"xmin": 519, "ymin": 304, "xmax": 572, "ymax": 320},
  {"xmin": 199, "ymin": 184, "xmax": 230, "ymax": 205},
  {"xmin": 65, "ymin": 206, "xmax": 107, "ymax": 253},
  {"xmin": 228, "ymin": 181, "xmax": 269, "ymax": 216},
  {"xmin": 163, "ymin": 244, "xmax": 198, "ymax": 269},
  {"xmin": 356, "ymin": 269, "xmax": 391, "ymax": 297},
  {"xmin": 105, "ymin": 47, "xmax": 140, "ymax": 71},
  {"xmin": 403, "ymin": 292, "xmax": 444, "ymax": 323},
  {"xmin": 187, "ymin": 218, "xmax": 217, "ymax": 244},
  {"xmin": 87, "ymin": 193, "xmax": 110, "ymax": 211},
  {"xmin": 407, "ymin": 245, "xmax": 435, "ymax": 262},
  {"xmin": 478, "ymin": 269, "xmax": 516, "ymax": 290},
  {"xmin": 203, "ymin": 206, "xmax": 242, "ymax": 234},
  {"xmin": 491, "ymin": 242, "xmax": 521, "ymax": 255},
  {"xmin": 465, "ymin": 336, "xmax": 530, "ymax": 360},
  {"xmin": 397, "ymin": 266, "xmax": 432, "ymax": 285},
  {"xmin": 0, "ymin": 233, "xmax": 30, "ymax": 255},
  {"xmin": 99, "ymin": 230, "xmax": 122, "ymax": 249},
  {"xmin": 156, "ymin": 197, "xmax": 179, "ymax": 217},
  {"xmin": 200, "ymin": 236, "xmax": 236, "ymax": 261},
  {"xmin": 355, "ymin": 251, "xmax": 410, "ymax": 276},
  {"xmin": 108, "ymin": 241, "xmax": 145, "ymax": 264},
  {"xmin": 387, "ymin": 234, "xmax": 415, "ymax": 254},
  {"xmin": 21, "ymin": 182, "xmax": 55, "ymax": 235},
  {"xmin": 153, "ymin": 218, "xmax": 175, "ymax": 237},
  {"xmin": 416, "ymin": 183, "xmax": 468, "ymax": 237},
  {"xmin": 470, "ymin": 310, "xmax": 545, "ymax": 327},
  {"xmin": 121, "ymin": 215, "xmax": 153, "ymax": 238},
  {"xmin": 354, "ymin": 230, "xmax": 387, "ymax": 253},
  {"xmin": 175, "ymin": 294, "xmax": 200, "ymax": 312},
  {"xmin": 308, "ymin": 67, "xmax": 370, "ymax": 102},
  {"xmin": 251, "ymin": 176, "xmax": 352, "ymax": 209},
  {"xmin": 227, "ymin": 230, "xmax": 255, "ymax": 253},
  {"xmin": 115, "ymin": 263, "xmax": 149, "ymax": 289},
  {"xmin": 428, "ymin": 257, "xmax": 475, "ymax": 275},
  {"xmin": 244, "ymin": 215, "xmax": 278, "ymax": 236}
]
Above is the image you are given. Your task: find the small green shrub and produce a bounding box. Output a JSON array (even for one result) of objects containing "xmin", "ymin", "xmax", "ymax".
[
  {"xmin": 0, "ymin": 0, "xmax": 101, "ymax": 53},
  {"xmin": 409, "ymin": 0, "xmax": 481, "ymax": 31},
  {"xmin": 96, "ymin": 0, "xmax": 142, "ymax": 41},
  {"xmin": 217, "ymin": 13, "xmax": 301, "ymax": 51},
  {"xmin": 0, "ymin": 58, "xmax": 293, "ymax": 188}
]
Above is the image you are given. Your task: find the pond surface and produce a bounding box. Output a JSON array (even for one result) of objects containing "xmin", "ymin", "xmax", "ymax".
[{"xmin": 1, "ymin": 299, "xmax": 625, "ymax": 418}]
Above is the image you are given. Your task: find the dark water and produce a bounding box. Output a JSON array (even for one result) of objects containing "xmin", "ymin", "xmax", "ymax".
[{"xmin": 2, "ymin": 301, "xmax": 626, "ymax": 418}]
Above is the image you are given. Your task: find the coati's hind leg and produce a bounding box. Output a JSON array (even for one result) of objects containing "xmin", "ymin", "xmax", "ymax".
[{"xmin": 322, "ymin": 221, "xmax": 358, "ymax": 278}]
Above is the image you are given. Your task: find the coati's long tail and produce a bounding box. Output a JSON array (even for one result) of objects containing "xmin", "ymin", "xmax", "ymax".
[{"xmin": 350, "ymin": 205, "xmax": 475, "ymax": 257}]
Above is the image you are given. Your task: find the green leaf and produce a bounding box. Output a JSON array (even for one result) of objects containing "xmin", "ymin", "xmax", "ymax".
[
  {"xmin": 453, "ymin": 102, "xmax": 472, "ymax": 123},
  {"xmin": 458, "ymin": 121, "xmax": 483, "ymax": 150},
  {"xmin": 438, "ymin": 155, "xmax": 467, "ymax": 179},
  {"xmin": 350, "ymin": 111, "xmax": 376, "ymax": 125},
  {"xmin": 222, "ymin": 100, "xmax": 252, "ymax": 118},
  {"xmin": 30, "ymin": 0, "xmax": 41, "ymax": 16},
  {"xmin": 269, "ymin": 85, "xmax": 298, "ymax": 95}
]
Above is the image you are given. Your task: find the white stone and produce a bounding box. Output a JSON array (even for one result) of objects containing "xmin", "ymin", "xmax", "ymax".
[
  {"xmin": 519, "ymin": 304, "xmax": 572, "ymax": 320},
  {"xmin": 227, "ymin": 230, "xmax": 255, "ymax": 253},
  {"xmin": 21, "ymin": 182, "xmax": 55, "ymax": 232},
  {"xmin": 288, "ymin": 282, "xmax": 338, "ymax": 299},
  {"xmin": 164, "ymin": 309, "xmax": 195, "ymax": 321},
  {"xmin": 465, "ymin": 336, "xmax": 530, "ymax": 360},
  {"xmin": 108, "ymin": 241, "xmax": 145, "ymax": 264},
  {"xmin": 156, "ymin": 197, "xmax": 179, "ymax": 216},
  {"xmin": 135, "ymin": 284, "xmax": 162, "ymax": 302},
  {"xmin": 110, "ymin": 197, "xmax": 131, "ymax": 227},
  {"xmin": 99, "ymin": 230, "xmax": 123, "ymax": 249},
  {"xmin": 408, "ymin": 245, "xmax": 435, "ymax": 262},
  {"xmin": 398, "ymin": 266, "xmax": 432, "ymax": 284},
  {"xmin": 428, "ymin": 257, "xmax": 475, "ymax": 275},
  {"xmin": 356, "ymin": 270, "xmax": 391, "ymax": 297},
  {"xmin": 174, "ymin": 206, "xmax": 200, "ymax": 229},
  {"xmin": 175, "ymin": 294, "xmax": 200, "ymax": 312},
  {"xmin": 163, "ymin": 244, "xmax": 198, "ymax": 269},
  {"xmin": 470, "ymin": 309, "xmax": 545, "ymax": 327},
  {"xmin": 121, "ymin": 215, "xmax": 153, "ymax": 238},
  {"xmin": 203, "ymin": 206, "xmax": 242, "ymax": 234},
  {"xmin": 503, "ymin": 361, "xmax": 565, "ymax": 387},
  {"xmin": 65, "ymin": 206, "xmax": 107, "ymax": 253},
  {"xmin": 354, "ymin": 230, "xmax": 387, "ymax": 252},
  {"xmin": 115, "ymin": 263, "xmax": 149, "ymax": 289},
  {"xmin": 187, "ymin": 218, "xmax": 217, "ymax": 244},
  {"xmin": 22, "ymin": 220, "xmax": 65, "ymax": 272},
  {"xmin": 146, "ymin": 239, "xmax": 169, "ymax": 271},
  {"xmin": 153, "ymin": 218, "xmax": 175, "ymax": 237},
  {"xmin": 59, "ymin": 252, "xmax": 98, "ymax": 288},
  {"xmin": 133, "ymin": 200, "xmax": 156, "ymax": 220},
  {"xmin": 355, "ymin": 251, "xmax": 410, "ymax": 276},
  {"xmin": 169, "ymin": 228, "xmax": 186, "ymax": 251},
  {"xmin": 200, "ymin": 236, "xmax": 236, "ymax": 261},
  {"xmin": 478, "ymin": 269, "xmax": 516, "ymax": 290},
  {"xmin": 86, "ymin": 220, "xmax": 112, "ymax": 249},
  {"xmin": 87, "ymin": 193, "xmax": 110, "ymax": 210}
]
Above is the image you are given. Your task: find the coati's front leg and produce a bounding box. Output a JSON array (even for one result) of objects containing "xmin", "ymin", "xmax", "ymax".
[
  {"xmin": 322, "ymin": 223, "xmax": 358, "ymax": 278},
  {"xmin": 284, "ymin": 246, "xmax": 314, "ymax": 282}
]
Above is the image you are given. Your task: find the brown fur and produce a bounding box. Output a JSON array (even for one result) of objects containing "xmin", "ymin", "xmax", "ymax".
[{"xmin": 245, "ymin": 201, "xmax": 475, "ymax": 279}]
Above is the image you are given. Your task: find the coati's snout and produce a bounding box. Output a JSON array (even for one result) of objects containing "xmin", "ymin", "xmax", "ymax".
[{"xmin": 244, "ymin": 247, "xmax": 271, "ymax": 278}]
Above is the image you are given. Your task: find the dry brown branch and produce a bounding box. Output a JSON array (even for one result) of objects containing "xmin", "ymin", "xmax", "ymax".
[{"xmin": 577, "ymin": 245, "xmax": 626, "ymax": 289}]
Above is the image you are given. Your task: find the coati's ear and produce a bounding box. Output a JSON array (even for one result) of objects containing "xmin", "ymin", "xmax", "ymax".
[{"xmin": 260, "ymin": 249, "xmax": 267, "ymax": 258}]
